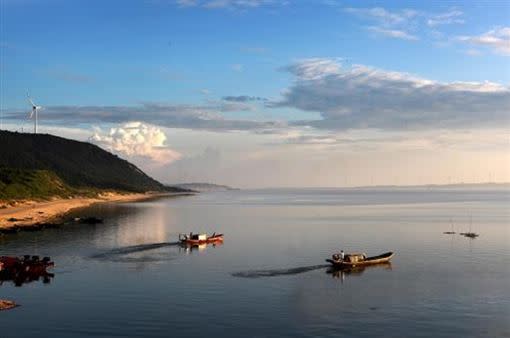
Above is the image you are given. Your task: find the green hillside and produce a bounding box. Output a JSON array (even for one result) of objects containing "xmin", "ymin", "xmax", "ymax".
[
  {"xmin": 0, "ymin": 167, "xmax": 83, "ymax": 200},
  {"xmin": 0, "ymin": 130, "xmax": 185, "ymax": 195}
]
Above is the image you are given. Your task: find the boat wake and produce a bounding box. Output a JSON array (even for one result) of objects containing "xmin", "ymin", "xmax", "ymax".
[
  {"xmin": 232, "ymin": 264, "xmax": 329, "ymax": 278},
  {"xmin": 90, "ymin": 242, "xmax": 180, "ymax": 261}
]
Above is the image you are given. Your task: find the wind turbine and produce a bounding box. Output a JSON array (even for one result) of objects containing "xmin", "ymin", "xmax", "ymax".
[{"xmin": 27, "ymin": 93, "xmax": 42, "ymax": 134}]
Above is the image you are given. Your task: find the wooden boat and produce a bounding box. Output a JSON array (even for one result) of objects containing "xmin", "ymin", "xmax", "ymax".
[
  {"xmin": 326, "ymin": 251, "xmax": 394, "ymax": 268},
  {"xmin": 179, "ymin": 232, "xmax": 224, "ymax": 245},
  {"xmin": 0, "ymin": 300, "xmax": 18, "ymax": 311},
  {"xmin": 460, "ymin": 232, "xmax": 479, "ymax": 238},
  {"xmin": 327, "ymin": 262, "xmax": 392, "ymax": 279}
]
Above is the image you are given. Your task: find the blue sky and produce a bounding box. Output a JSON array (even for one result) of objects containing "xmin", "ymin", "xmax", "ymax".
[
  {"xmin": 2, "ymin": 0, "xmax": 509, "ymax": 108},
  {"xmin": 1, "ymin": 0, "xmax": 509, "ymax": 187}
]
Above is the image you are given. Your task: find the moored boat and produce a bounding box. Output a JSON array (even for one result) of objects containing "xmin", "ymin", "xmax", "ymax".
[
  {"xmin": 179, "ymin": 232, "xmax": 224, "ymax": 245},
  {"xmin": 0, "ymin": 299, "xmax": 18, "ymax": 311},
  {"xmin": 0, "ymin": 255, "xmax": 54, "ymax": 273},
  {"xmin": 326, "ymin": 251, "xmax": 394, "ymax": 268}
]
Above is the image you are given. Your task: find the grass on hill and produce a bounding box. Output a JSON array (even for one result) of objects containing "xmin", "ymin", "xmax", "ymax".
[{"xmin": 0, "ymin": 167, "xmax": 99, "ymax": 201}]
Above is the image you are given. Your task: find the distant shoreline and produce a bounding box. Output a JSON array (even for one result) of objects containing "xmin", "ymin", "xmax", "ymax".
[
  {"xmin": 253, "ymin": 182, "xmax": 510, "ymax": 190},
  {"xmin": 0, "ymin": 191, "xmax": 194, "ymax": 230}
]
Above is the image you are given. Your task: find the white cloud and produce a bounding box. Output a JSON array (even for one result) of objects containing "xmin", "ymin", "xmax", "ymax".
[
  {"xmin": 457, "ymin": 27, "xmax": 510, "ymax": 55},
  {"xmin": 272, "ymin": 58, "xmax": 510, "ymax": 131},
  {"xmin": 90, "ymin": 122, "xmax": 182, "ymax": 164},
  {"xmin": 345, "ymin": 7, "xmax": 418, "ymax": 41},
  {"xmin": 367, "ymin": 26, "xmax": 418, "ymax": 41},
  {"xmin": 282, "ymin": 57, "xmax": 343, "ymax": 80},
  {"xmin": 345, "ymin": 7, "xmax": 418, "ymax": 26},
  {"xmin": 427, "ymin": 10, "xmax": 464, "ymax": 26},
  {"xmin": 344, "ymin": 6, "xmax": 469, "ymax": 44}
]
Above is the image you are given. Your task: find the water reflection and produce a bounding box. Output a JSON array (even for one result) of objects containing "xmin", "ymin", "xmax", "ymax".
[
  {"xmin": 232, "ymin": 264, "xmax": 330, "ymax": 278},
  {"xmin": 0, "ymin": 269, "xmax": 54, "ymax": 287},
  {"xmin": 98, "ymin": 202, "xmax": 170, "ymax": 248},
  {"xmin": 326, "ymin": 262, "xmax": 393, "ymax": 282},
  {"xmin": 179, "ymin": 242, "xmax": 223, "ymax": 254},
  {"xmin": 90, "ymin": 241, "xmax": 224, "ymax": 263}
]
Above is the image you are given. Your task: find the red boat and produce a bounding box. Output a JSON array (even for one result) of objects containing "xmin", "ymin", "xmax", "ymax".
[
  {"xmin": 0, "ymin": 255, "xmax": 54, "ymax": 273},
  {"xmin": 179, "ymin": 232, "xmax": 224, "ymax": 245}
]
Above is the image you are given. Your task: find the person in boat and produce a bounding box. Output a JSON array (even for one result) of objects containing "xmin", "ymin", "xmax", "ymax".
[{"xmin": 332, "ymin": 250, "xmax": 345, "ymax": 262}]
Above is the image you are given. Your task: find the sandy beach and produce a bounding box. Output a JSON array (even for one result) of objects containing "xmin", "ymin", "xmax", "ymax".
[{"xmin": 0, "ymin": 192, "xmax": 187, "ymax": 229}]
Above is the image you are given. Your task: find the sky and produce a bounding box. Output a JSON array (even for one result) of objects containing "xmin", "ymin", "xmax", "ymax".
[{"xmin": 1, "ymin": 0, "xmax": 509, "ymax": 188}]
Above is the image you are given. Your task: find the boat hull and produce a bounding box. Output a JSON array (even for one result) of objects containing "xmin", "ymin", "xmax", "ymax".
[
  {"xmin": 180, "ymin": 235, "xmax": 224, "ymax": 246},
  {"xmin": 0, "ymin": 256, "xmax": 54, "ymax": 270},
  {"xmin": 326, "ymin": 252, "xmax": 394, "ymax": 268}
]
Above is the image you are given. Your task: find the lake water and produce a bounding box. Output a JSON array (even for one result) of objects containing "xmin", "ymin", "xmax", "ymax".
[{"xmin": 1, "ymin": 188, "xmax": 509, "ymax": 338}]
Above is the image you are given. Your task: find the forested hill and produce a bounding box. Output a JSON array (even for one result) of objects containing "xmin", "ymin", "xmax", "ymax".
[{"xmin": 0, "ymin": 130, "xmax": 181, "ymax": 193}]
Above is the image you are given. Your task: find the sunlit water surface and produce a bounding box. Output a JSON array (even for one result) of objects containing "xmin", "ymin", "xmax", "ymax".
[{"xmin": 1, "ymin": 188, "xmax": 509, "ymax": 338}]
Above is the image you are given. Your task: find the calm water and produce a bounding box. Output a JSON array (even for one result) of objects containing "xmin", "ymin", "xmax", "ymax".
[{"xmin": 1, "ymin": 188, "xmax": 509, "ymax": 338}]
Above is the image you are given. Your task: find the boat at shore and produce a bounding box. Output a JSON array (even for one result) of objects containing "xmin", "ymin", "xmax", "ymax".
[
  {"xmin": 179, "ymin": 232, "xmax": 224, "ymax": 245},
  {"xmin": 0, "ymin": 255, "xmax": 54, "ymax": 273},
  {"xmin": 326, "ymin": 252, "xmax": 394, "ymax": 268},
  {"xmin": 0, "ymin": 299, "xmax": 18, "ymax": 311}
]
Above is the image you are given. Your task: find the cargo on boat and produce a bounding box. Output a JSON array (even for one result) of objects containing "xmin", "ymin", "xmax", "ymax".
[
  {"xmin": 326, "ymin": 251, "xmax": 394, "ymax": 268},
  {"xmin": 179, "ymin": 232, "xmax": 224, "ymax": 245}
]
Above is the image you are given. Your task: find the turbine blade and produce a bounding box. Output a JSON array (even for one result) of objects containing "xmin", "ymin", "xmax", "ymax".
[
  {"xmin": 29, "ymin": 110, "xmax": 34, "ymax": 118},
  {"xmin": 27, "ymin": 92, "xmax": 37, "ymax": 106}
]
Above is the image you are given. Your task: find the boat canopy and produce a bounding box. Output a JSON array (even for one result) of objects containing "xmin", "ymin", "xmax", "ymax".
[{"xmin": 190, "ymin": 234, "xmax": 207, "ymax": 241}]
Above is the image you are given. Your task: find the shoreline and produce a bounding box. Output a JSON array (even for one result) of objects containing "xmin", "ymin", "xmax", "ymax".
[{"xmin": 0, "ymin": 192, "xmax": 194, "ymax": 230}]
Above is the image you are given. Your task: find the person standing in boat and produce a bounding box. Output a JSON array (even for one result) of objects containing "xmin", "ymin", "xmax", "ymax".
[{"xmin": 333, "ymin": 250, "xmax": 345, "ymax": 261}]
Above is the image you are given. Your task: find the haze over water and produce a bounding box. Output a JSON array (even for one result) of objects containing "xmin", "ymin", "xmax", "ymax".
[{"xmin": 0, "ymin": 188, "xmax": 509, "ymax": 338}]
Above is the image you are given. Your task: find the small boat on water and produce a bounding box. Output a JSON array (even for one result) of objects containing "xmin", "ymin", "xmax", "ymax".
[
  {"xmin": 179, "ymin": 232, "xmax": 224, "ymax": 245},
  {"xmin": 326, "ymin": 252, "xmax": 394, "ymax": 268},
  {"xmin": 460, "ymin": 232, "xmax": 479, "ymax": 238}
]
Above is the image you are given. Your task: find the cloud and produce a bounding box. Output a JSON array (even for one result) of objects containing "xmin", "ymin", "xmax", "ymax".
[
  {"xmin": 367, "ymin": 26, "xmax": 418, "ymax": 41},
  {"xmin": 345, "ymin": 7, "xmax": 418, "ymax": 26},
  {"xmin": 214, "ymin": 99, "xmax": 257, "ymax": 112},
  {"xmin": 427, "ymin": 10, "xmax": 464, "ymax": 26},
  {"xmin": 345, "ymin": 6, "xmax": 467, "ymax": 43},
  {"xmin": 281, "ymin": 57, "xmax": 343, "ymax": 80},
  {"xmin": 345, "ymin": 7, "xmax": 418, "ymax": 41},
  {"xmin": 457, "ymin": 27, "xmax": 510, "ymax": 55},
  {"xmin": 272, "ymin": 58, "xmax": 510, "ymax": 131},
  {"xmin": 222, "ymin": 95, "xmax": 267, "ymax": 102},
  {"xmin": 4, "ymin": 102, "xmax": 280, "ymax": 131},
  {"xmin": 90, "ymin": 122, "xmax": 182, "ymax": 164}
]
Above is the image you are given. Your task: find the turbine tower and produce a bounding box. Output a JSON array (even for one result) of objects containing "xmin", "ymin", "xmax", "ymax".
[{"xmin": 27, "ymin": 93, "xmax": 42, "ymax": 134}]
